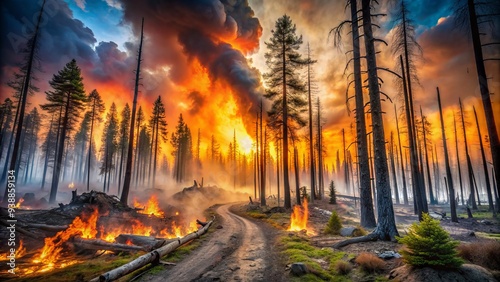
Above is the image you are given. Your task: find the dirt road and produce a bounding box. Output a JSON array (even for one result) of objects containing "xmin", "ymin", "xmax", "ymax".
[{"xmin": 139, "ymin": 203, "xmax": 284, "ymax": 282}]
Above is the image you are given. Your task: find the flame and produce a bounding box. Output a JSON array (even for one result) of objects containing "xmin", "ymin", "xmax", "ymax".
[
  {"xmin": 68, "ymin": 182, "xmax": 75, "ymax": 189},
  {"xmin": 175, "ymin": 211, "xmax": 179, "ymax": 216},
  {"xmin": 288, "ymin": 198, "xmax": 309, "ymax": 233},
  {"xmin": 31, "ymin": 208, "xmax": 98, "ymax": 273},
  {"xmin": 160, "ymin": 220, "xmax": 199, "ymax": 238},
  {"xmin": 15, "ymin": 239, "xmax": 26, "ymax": 258},
  {"xmin": 15, "ymin": 198, "xmax": 24, "ymax": 208},
  {"xmin": 133, "ymin": 195, "xmax": 165, "ymax": 217}
]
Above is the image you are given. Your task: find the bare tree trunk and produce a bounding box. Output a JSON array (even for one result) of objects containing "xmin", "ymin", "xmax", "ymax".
[
  {"xmin": 282, "ymin": 37, "xmax": 291, "ymax": 209},
  {"xmin": 260, "ymin": 100, "xmax": 266, "ymax": 206},
  {"xmin": 307, "ymin": 45, "xmax": 316, "ymax": 202},
  {"xmin": 420, "ymin": 107, "xmax": 435, "ymax": 205},
  {"xmin": 390, "ymin": 132, "xmax": 400, "ymax": 204},
  {"xmin": 437, "ymin": 87, "xmax": 458, "ymax": 222},
  {"xmin": 121, "ymin": 18, "xmax": 144, "ymax": 205},
  {"xmin": 453, "ymin": 112, "xmax": 465, "ymax": 206},
  {"xmin": 294, "ymin": 146, "xmax": 300, "ymax": 205},
  {"xmin": 473, "ymin": 106, "xmax": 496, "ymax": 217},
  {"xmin": 394, "ymin": 105, "xmax": 409, "ymax": 205},
  {"xmin": 361, "ymin": 0, "xmax": 398, "ymax": 240},
  {"xmin": 400, "ymin": 55, "xmax": 426, "ymax": 219},
  {"xmin": 467, "ymin": 0, "xmax": 500, "ymax": 199},
  {"xmin": 459, "ymin": 98, "xmax": 478, "ymax": 209}
]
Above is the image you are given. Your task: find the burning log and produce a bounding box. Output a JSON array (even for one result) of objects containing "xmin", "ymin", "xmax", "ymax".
[
  {"xmin": 71, "ymin": 237, "xmax": 147, "ymax": 252},
  {"xmin": 24, "ymin": 223, "xmax": 68, "ymax": 232},
  {"xmin": 115, "ymin": 234, "xmax": 173, "ymax": 250},
  {"xmin": 90, "ymin": 217, "xmax": 214, "ymax": 282}
]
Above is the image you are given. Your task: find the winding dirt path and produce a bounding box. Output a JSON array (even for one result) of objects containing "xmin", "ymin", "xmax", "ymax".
[{"xmin": 139, "ymin": 203, "xmax": 282, "ymax": 282}]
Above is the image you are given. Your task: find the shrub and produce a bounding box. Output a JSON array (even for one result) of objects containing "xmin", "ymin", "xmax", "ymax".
[
  {"xmin": 352, "ymin": 226, "xmax": 367, "ymax": 237},
  {"xmin": 324, "ymin": 211, "xmax": 342, "ymax": 235},
  {"xmin": 329, "ymin": 180, "xmax": 337, "ymax": 204},
  {"xmin": 334, "ymin": 260, "xmax": 352, "ymax": 275},
  {"xmin": 457, "ymin": 240, "xmax": 500, "ymax": 270},
  {"xmin": 397, "ymin": 213, "xmax": 464, "ymax": 268},
  {"xmin": 355, "ymin": 252, "xmax": 386, "ymax": 273}
]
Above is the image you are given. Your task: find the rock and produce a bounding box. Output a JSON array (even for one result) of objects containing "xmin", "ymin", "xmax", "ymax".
[
  {"xmin": 290, "ymin": 262, "xmax": 308, "ymax": 276},
  {"xmin": 340, "ymin": 227, "xmax": 357, "ymax": 237},
  {"xmin": 389, "ymin": 264, "xmax": 497, "ymax": 282},
  {"xmin": 377, "ymin": 251, "xmax": 401, "ymax": 259}
]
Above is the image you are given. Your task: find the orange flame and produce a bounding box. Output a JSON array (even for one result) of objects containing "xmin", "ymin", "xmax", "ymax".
[
  {"xmin": 68, "ymin": 182, "xmax": 75, "ymax": 189},
  {"xmin": 133, "ymin": 195, "xmax": 165, "ymax": 217},
  {"xmin": 16, "ymin": 239, "xmax": 26, "ymax": 258},
  {"xmin": 288, "ymin": 198, "xmax": 309, "ymax": 233},
  {"xmin": 15, "ymin": 198, "xmax": 24, "ymax": 208},
  {"xmin": 160, "ymin": 220, "xmax": 199, "ymax": 238},
  {"xmin": 31, "ymin": 208, "xmax": 99, "ymax": 273}
]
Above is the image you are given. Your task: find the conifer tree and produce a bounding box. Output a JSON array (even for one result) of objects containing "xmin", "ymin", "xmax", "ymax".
[
  {"xmin": 42, "ymin": 59, "xmax": 87, "ymax": 203},
  {"xmin": 117, "ymin": 104, "xmax": 130, "ymax": 192},
  {"xmin": 149, "ymin": 96, "xmax": 168, "ymax": 188},
  {"xmin": 86, "ymin": 89, "xmax": 105, "ymax": 191},
  {"xmin": 398, "ymin": 213, "xmax": 463, "ymax": 268},
  {"xmin": 100, "ymin": 103, "xmax": 119, "ymax": 193},
  {"xmin": 329, "ymin": 180, "xmax": 337, "ymax": 205},
  {"xmin": 264, "ymin": 15, "xmax": 309, "ymax": 209}
]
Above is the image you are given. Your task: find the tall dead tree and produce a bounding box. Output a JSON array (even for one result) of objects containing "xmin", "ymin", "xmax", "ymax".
[
  {"xmin": 306, "ymin": 44, "xmax": 316, "ymax": 202},
  {"xmin": 437, "ymin": 87, "xmax": 458, "ymax": 223},
  {"xmin": 459, "ymin": 98, "xmax": 478, "ymax": 209},
  {"xmin": 3, "ymin": 0, "xmax": 46, "ymax": 203},
  {"xmin": 121, "ymin": 18, "xmax": 144, "ymax": 205},
  {"xmin": 473, "ymin": 106, "xmax": 496, "ymax": 217},
  {"xmin": 389, "ymin": 132, "xmax": 400, "ymax": 204},
  {"xmin": 420, "ymin": 107, "xmax": 436, "ymax": 205},
  {"xmin": 453, "ymin": 112, "xmax": 465, "ymax": 205},
  {"xmin": 394, "ymin": 105, "xmax": 409, "ymax": 205},
  {"xmin": 457, "ymin": 0, "xmax": 500, "ymax": 198}
]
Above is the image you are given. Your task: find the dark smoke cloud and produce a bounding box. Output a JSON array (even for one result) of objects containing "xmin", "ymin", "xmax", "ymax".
[
  {"xmin": 120, "ymin": 0, "xmax": 264, "ymax": 130},
  {"xmin": 188, "ymin": 90, "xmax": 206, "ymax": 115}
]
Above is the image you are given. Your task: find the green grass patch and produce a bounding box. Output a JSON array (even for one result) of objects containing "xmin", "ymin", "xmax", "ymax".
[
  {"xmin": 475, "ymin": 232, "xmax": 500, "ymax": 240},
  {"xmin": 279, "ymin": 234, "xmax": 350, "ymax": 281},
  {"xmin": 247, "ymin": 210, "xmax": 268, "ymax": 219},
  {"xmin": 457, "ymin": 210, "xmax": 499, "ymax": 220}
]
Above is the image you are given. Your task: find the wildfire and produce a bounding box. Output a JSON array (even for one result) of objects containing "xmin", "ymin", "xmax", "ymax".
[
  {"xmin": 288, "ymin": 198, "xmax": 310, "ymax": 233},
  {"xmin": 15, "ymin": 198, "xmax": 24, "ymax": 208},
  {"xmin": 31, "ymin": 208, "xmax": 99, "ymax": 273},
  {"xmin": 16, "ymin": 240, "xmax": 27, "ymax": 258},
  {"xmin": 160, "ymin": 220, "xmax": 198, "ymax": 238},
  {"xmin": 133, "ymin": 195, "xmax": 165, "ymax": 217}
]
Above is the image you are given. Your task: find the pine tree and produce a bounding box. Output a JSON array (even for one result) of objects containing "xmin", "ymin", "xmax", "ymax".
[
  {"xmin": 86, "ymin": 90, "xmax": 105, "ymax": 191},
  {"xmin": 149, "ymin": 96, "xmax": 168, "ymax": 188},
  {"xmin": 117, "ymin": 104, "xmax": 130, "ymax": 193},
  {"xmin": 42, "ymin": 59, "xmax": 87, "ymax": 203},
  {"xmin": 74, "ymin": 112, "xmax": 91, "ymax": 183},
  {"xmin": 171, "ymin": 114, "xmax": 192, "ymax": 183},
  {"xmin": 100, "ymin": 103, "xmax": 119, "ymax": 193},
  {"xmin": 329, "ymin": 180, "xmax": 337, "ymax": 205},
  {"xmin": 0, "ymin": 98, "xmax": 14, "ymax": 162},
  {"xmin": 397, "ymin": 213, "xmax": 463, "ymax": 268},
  {"xmin": 264, "ymin": 15, "xmax": 309, "ymax": 209},
  {"xmin": 325, "ymin": 210, "xmax": 342, "ymax": 235}
]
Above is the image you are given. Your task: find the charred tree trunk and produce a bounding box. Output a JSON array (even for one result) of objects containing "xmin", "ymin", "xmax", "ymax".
[
  {"xmin": 437, "ymin": 87, "xmax": 458, "ymax": 222},
  {"xmin": 400, "ymin": 55, "xmax": 426, "ymax": 219},
  {"xmin": 3, "ymin": 0, "xmax": 45, "ymax": 203},
  {"xmin": 420, "ymin": 107, "xmax": 435, "ymax": 205},
  {"xmin": 307, "ymin": 45, "xmax": 316, "ymax": 202},
  {"xmin": 459, "ymin": 98, "xmax": 478, "ymax": 209},
  {"xmin": 121, "ymin": 18, "xmax": 144, "ymax": 205},
  {"xmin": 361, "ymin": 0, "xmax": 398, "ymax": 240},
  {"xmin": 394, "ymin": 105, "xmax": 409, "ymax": 205},
  {"xmin": 260, "ymin": 100, "xmax": 266, "ymax": 206},
  {"xmin": 390, "ymin": 132, "xmax": 400, "ymax": 204},
  {"xmin": 294, "ymin": 146, "xmax": 301, "ymax": 205},
  {"xmin": 473, "ymin": 106, "xmax": 495, "ymax": 217},
  {"xmin": 467, "ymin": 0, "xmax": 500, "ymax": 199},
  {"xmin": 453, "ymin": 112, "xmax": 465, "ymax": 206}
]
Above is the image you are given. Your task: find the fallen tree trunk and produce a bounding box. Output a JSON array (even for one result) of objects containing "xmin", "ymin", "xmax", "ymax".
[
  {"xmin": 115, "ymin": 234, "xmax": 175, "ymax": 250},
  {"xmin": 90, "ymin": 217, "xmax": 214, "ymax": 282},
  {"xmin": 71, "ymin": 237, "xmax": 147, "ymax": 252},
  {"xmin": 24, "ymin": 223, "xmax": 68, "ymax": 232}
]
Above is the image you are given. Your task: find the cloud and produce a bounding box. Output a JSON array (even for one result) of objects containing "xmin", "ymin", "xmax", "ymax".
[{"xmin": 75, "ymin": 0, "xmax": 87, "ymax": 11}]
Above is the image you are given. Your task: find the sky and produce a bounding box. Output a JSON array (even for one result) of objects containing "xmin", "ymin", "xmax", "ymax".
[{"xmin": 0, "ymin": 0, "xmax": 499, "ymax": 171}]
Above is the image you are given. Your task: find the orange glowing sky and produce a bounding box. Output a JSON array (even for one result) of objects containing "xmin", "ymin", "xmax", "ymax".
[{"xmin": 1, "ymin": 0, "xmax": 499, "ymax": 172}]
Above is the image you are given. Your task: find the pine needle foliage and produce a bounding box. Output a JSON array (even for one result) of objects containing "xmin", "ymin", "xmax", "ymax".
[
  {"xmin": 324, "ymin": 211, "xmax": 342, "ymax": 235},
  {"xmin": 397, "ymin": 213, "xmax": 464, "ymax": 268},
  {"xmin": 329, "ymin": 180, "xmax": 337, "ymax": 204}
]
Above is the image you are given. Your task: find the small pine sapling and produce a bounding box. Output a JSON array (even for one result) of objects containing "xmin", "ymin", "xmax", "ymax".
[
  {"xmin": 397, "ymin": 213, "xmax": 463, "ymax": 268},
  {"xmin": 324, "ymin": 210, "xmax": 342, "ymax": 235},
  {"xmin": 329, "ymin": 180, "xmax": 337, "ymax": 204}
]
